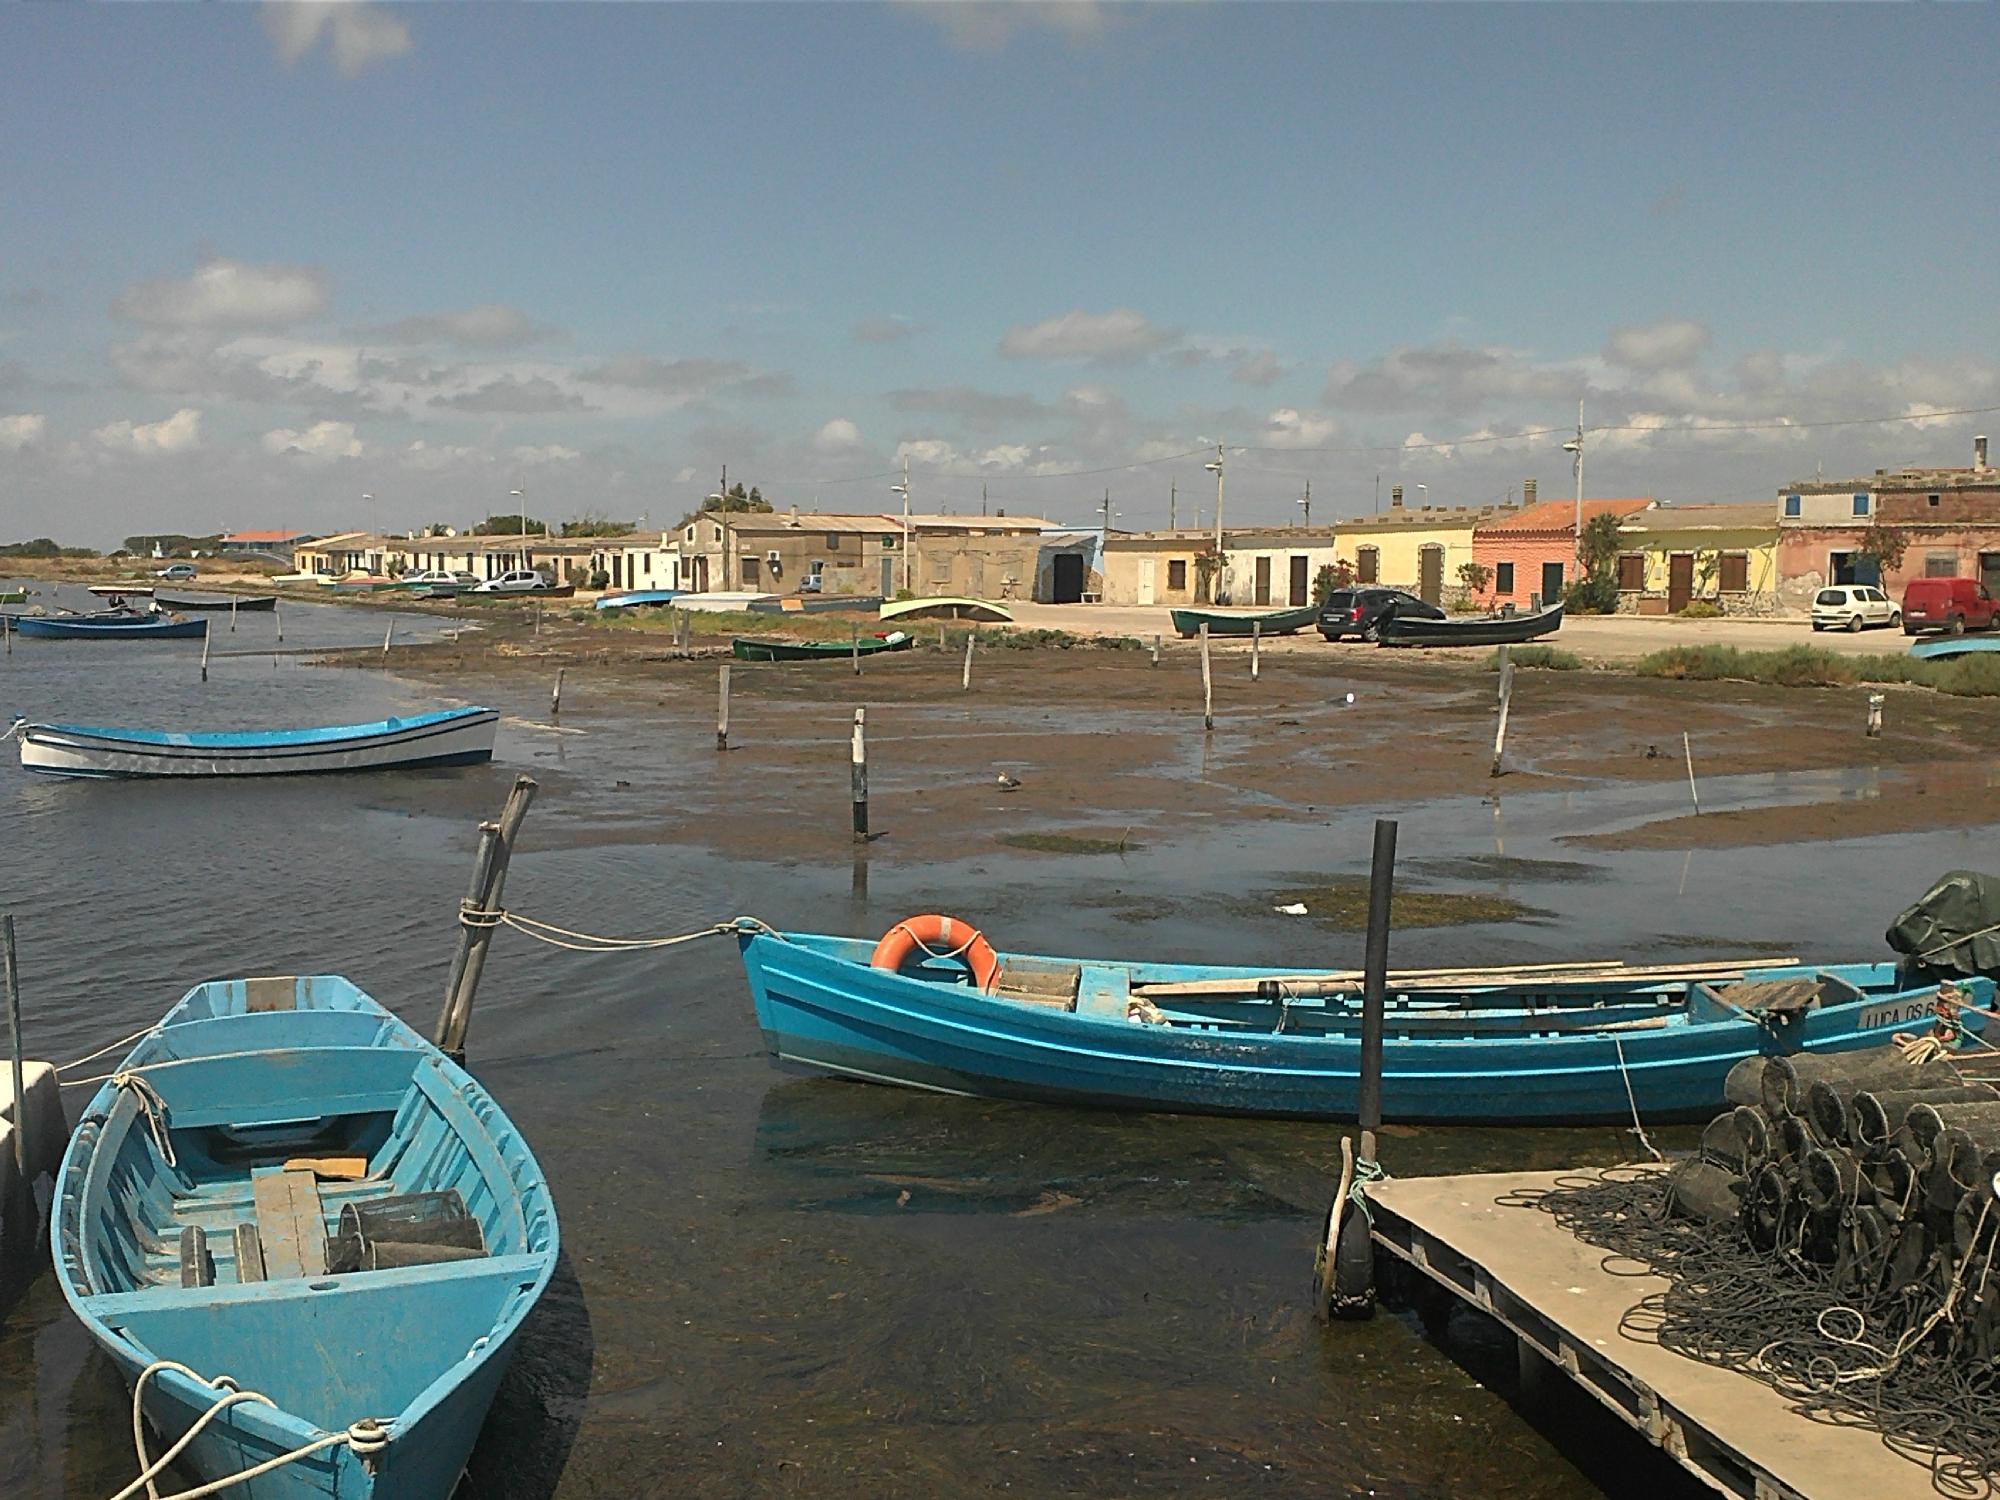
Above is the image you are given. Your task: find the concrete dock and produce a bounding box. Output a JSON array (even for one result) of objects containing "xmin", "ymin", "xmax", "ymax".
[{"xmin": 1368, "ymin": 1169, "xmax": 1940, "ymax": 1500}]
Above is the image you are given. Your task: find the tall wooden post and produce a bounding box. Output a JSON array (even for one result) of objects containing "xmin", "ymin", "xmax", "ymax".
[
  {"xmin": 1151, "ymin": 632, "xmax": 1161, "ymax": 667},
  {"xmin": 436, "ymin": 776, "xmax": 537, "ymax": 1058},
  {"xmin": 1684, "ymin": 731, "xmax": 1702, "ymax": 815},
  {"xmin": 551, "ymin": 667, "xmax": 565, "ymax": 719},
  {"xmin": 716, "ymin": 664, "xmax": 731, "ymax": 751},
  {"xmin": 1490, "ymin": 647, "xmax": 1515, "ymax": 777},
  {"xmin": 199, "ymin": 619, "xmax": 212, "ymax": 682},
  {"xmin": 1251, "ymin": 619, "xmax": 1261, "ymax": 680},
  {"xmin": 1199, "ymin": 622, "xmax": 1213, "ymax": 731},
  {"xmin": 1357, "ymin": 818, "xmax": 1397, "ymax": 1149},
  {"xmin": 961, "ymin": 634, "xmax": 974, "ymax": 691},
  {"xmin": 4, "ymin": 915, "xmax": 24, "ymax": 1177},
  {"xmin": 230, "ymin": 597, "xmax": 238, "ymax": 634},
  {"xmin": 852, "ymin": 621, "xmax": 861, "ymax": 676},
  {"xmin": 851, "ymin": 708, "xmax": 869, "ymax": 842},
  {"xmin": 275, "ymin": 604, "xmax": 283, "ymax": 643}
]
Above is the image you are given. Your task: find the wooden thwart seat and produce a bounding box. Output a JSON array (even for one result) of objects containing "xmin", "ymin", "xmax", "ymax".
[{"xmin": 251, "ymin": 1168, "xmax": 328, "ymax": 1279}]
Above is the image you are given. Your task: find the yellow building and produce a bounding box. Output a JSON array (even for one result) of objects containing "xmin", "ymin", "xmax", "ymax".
[
  {"xmin": 1614, "ymin": 503, "xmax": 1780, "ymax": 615},
  {"xmin": 1333, "ymin": 503, "xmax": 1511, "ymax": 604}
]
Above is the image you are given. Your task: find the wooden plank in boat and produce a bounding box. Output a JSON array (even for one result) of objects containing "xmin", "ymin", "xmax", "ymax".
[
  {"xmin": 993, "ymin": 959, "xmax": 1080, "ymax": 1009},
  {"xmin": 281, "ymin": 1154, "xmax": 369, "ymax": 1179},
  {"xmin": 251, "ymin": 1168, "xmax": 327, "ymax": 1279},
  {"xmin": 244, "ymin": 976, "xmax": 297, "ymax": 1013}
]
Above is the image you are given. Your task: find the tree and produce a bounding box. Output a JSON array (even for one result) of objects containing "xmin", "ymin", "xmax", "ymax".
[
  {"xmin": 1858, "ymin": 526, "xmax": 1910, "ymax": 579},
  {"xmin": 1561, "ymin": 511, "xmax": 1625, "ymax": 614},
  {"xmin": 0, "ymin": 537, "xmax": 96, "ymax": 558},
  {"xmin": 700, "ymin": 483, "xmax": 773, "ymax": 515},
  {"xmin": 1456, "ymin": 560, "xmax": 1492, "ymax": 595},
  {"xmin": 560, "ymin": 515, "xmax": 637, "ymax": 538},
  {"xmin": 471, "ymin": 513, "xmax": 548, "ymax": 536},
  {"xmin": 1312, "ymin": 560, "xmax": 1354, "ymax": 606}
]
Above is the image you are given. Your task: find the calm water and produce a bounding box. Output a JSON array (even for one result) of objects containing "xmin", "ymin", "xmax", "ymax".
[{"xmin": 0, "ymin": 581, "xmax": 1983, "ymax": 1498}]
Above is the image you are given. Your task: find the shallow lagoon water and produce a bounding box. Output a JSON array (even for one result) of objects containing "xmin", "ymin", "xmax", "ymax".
[{"xmin": 0, "ymin": 591, "xmax": 1979, "ymax": 1497}]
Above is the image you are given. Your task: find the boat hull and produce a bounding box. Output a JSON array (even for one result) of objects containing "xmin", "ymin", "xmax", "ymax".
[
  {"xmin": 1378, "ymin": 602, "xmax": 1564, "ymax": 647},
  {"xmin": 88, "ymin": 584, "xmax": 156, "ymax": 597},
  {"xmin": 53, "ymin": 975, "xmax": 558, "ymax": 1500},
  {"xmin": 732, "ymin": 633, "xmax": 912, "ymax": 662},
  {"xmin": 19, "ymin": 707, "xmax": 498, "ymax": 778},
  {"xmin": 593, "ymin": 589, "xmax": 684, "ymax": 611},
  {"xmin": 879, "ymin": 596, "xmax": 1013, "ymax": 623},
  {"xmin": 738, "ymin": 930, "xmax": 1982, "ymax": 1123},
  {"xmin": 1169, "ymin": 606, "xmax": 1316, "ymax": 638},
  {"xmin": 152, "ymin": 591, "xmax": 279, "ymax": 612},
  {"xmin": 12, "ymin": 614, "xmax": 207, "ymax": 640},
  {"xmin": 1909, "ymin": 636, "xmax": 2000, "ymax": 661}
]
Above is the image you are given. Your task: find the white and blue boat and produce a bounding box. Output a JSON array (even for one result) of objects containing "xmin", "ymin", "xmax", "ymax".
[
  {"xmin": 1910, "ymin": 635, "xmax": 2000, "ymax": 661},
  {"xmin": 54, "ymin": 974, "xmax": 558, "ymax": 1500},
  {"xmin": 735, "ymin": 919, "xmax": 1987, "ymax": 1122},
  {"xmin": 592, "ymin": 588, "xmax": 683, "ymax": 611},
  {"xmin": 16, "ymin": 707, "xmax": 498, "ymax": 778},
  {"xmin": 13, "ymin": 612, "xmax": 207, "ymax": 640}
]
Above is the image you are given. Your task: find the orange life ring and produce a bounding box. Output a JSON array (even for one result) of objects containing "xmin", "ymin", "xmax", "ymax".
[{"xmin": 870, "ymin": 913, "xmax": 1002, "ymax": 993}]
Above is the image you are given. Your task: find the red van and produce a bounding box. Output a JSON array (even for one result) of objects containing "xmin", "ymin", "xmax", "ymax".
[{"xmin": 1901, "ymin": 577, "xmax": 2000, "ymax": 635}]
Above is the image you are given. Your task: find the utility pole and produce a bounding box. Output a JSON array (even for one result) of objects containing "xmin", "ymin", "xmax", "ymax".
[
  {"xmin": 981, "ymin": 482, "xmax": 988, "ymax": 517},
  {"xmin": 1300, "ymin": 481, "xmax": 1312, "ymax": 528},
  {"xmin": 1168, "ymin": 480, "xmax": 1177, "ymax": 531},
  {"xmin": 1100, "ymin": 487, "xmax": 1113, "ymax": 537},
  {"xmin": 1374, "ymin": 473, "xmax": 1381, "ymax": 513},
  {"xmin": 720, "ymin": 465, "xmax": 730, "ymax": 591},
  {"xmin": 890, "ymin": 457, "xmax": 911, "ymax": 594},
  {"xmin": 1562, "ymin": 399, "xmax": 1585, "ymax": 569},
  {"xmin": 1204, "ymin": 444, "xmax": 1226, "ymax": 603}
]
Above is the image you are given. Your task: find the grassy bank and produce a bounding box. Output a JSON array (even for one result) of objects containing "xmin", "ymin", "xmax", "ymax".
[{"xmin": 1630, "ymin": 643, "xmax": 2000, "ymax": 696}]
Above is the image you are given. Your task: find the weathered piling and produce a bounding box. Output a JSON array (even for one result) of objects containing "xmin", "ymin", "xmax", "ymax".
[
  {"xmin": 961, "ymin": 634, "xmax": 974, "ymax": 691},
  {"xmin": 4, "ymin": 914, "xmax": 23, "ymax": 1177},
  {"xmin": 851, "ymin": 708, "xmax": 868, "ymax": 842},
  {"xmin": 1199, "ymin": 622, "xmax": 1213, "ymax": 731},
  {"xmin": 1867, "ymin": 693, "xmax": 1884, "ymax": 738},
  {"xmin": 229, "ymin": 597, "xmax": 238, "ymax": 634},
  {"xmin": 1490, "ymin": 646, "xmax": 1514, "ymax": 777},
  {"xmin": 1683, "ymin": 731, "xmax": 1701, "ymax": 814},
  {"xmin": 551, "ymin": 667, "xmax": 565, "ymax": 719},
  {"xmin": 382, "ymin": 620, "xmax": 394, "ymax": 658},
  {"xmin": 199, "ymin": 620, "xmax": 212, "ymax": 682},
  {"xmin": 1357, "ymin": 817, "xmax": 1397, "ymax": 1144},
  {"xmin": 1151, "ymin": 632, "xmax": 1161, "ymax": 666},
  {"xmin": 851, "ymin": 621, "xmax": 861, "ymax": 676},
  {"xmin": 435, "ymin": 775, "xmax": 537, "ymax": 1058},
  {"xmin": 1250, "ymin": 619, "xmax": 1261, "ymax": 680},
  {"xmin": 275, "ymin": 604, "xmax": 284, "ymax": 643},
  {"xmin": 716, "ymin": 664, "xmax": 731, "ymax": 751}
]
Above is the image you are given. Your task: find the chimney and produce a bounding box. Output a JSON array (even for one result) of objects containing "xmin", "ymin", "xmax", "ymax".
[
  {"xmin": 1522, "ymin": 478, "xmax": 1537, "ymax": 507},
  {"xmin": 1391, "ymin": 485, "xmax": 1404, "ymax": 509},
  {"xmin": 1978, "ymin": 435, "xmax": 1990, "ymax": 471}
]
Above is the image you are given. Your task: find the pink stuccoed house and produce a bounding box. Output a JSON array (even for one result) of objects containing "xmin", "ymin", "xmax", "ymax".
[{"xmin": 1471, "ymin": 498, "xmax": 1656, "ymax": 607}]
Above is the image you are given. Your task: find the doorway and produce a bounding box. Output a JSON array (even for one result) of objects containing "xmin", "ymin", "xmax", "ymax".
[
  {"xmin": 1983, "ymin": 553, "xmax": 2000, "ymax": 594},
  {"xmin": 1051, "ymin": 552, "xmax": 1085, "ymax": 604},
  {"xmin": 1253, "ymin": 556, "xmax": 1272, "ymax": 606},
  {"xmin": 1829, "ymin": 551, "xmax": 1878, "ymax": 587},
  {"xmin": 1541, "ymin": 560, "xmax": 1565, "ymax": 604},
  {"xmin": 1668, "ymin": 553, "xmax": 1694, "ymax": 612},
  {"xmin": 1418, "ymin": 546, "xmax": 1444, "ymax": 604},
  {"xmin": 1137, "ymin": 557, "xmax": 1156, "ymax": 606},
  {"xmin": 1289, "ymin": 555, "xmax": 1309, "ymax": 607}
]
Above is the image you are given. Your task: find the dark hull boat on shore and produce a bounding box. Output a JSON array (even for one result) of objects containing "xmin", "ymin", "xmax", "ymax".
[
  {"xmin": 153, "ymin": 590, "xmax": 279, "ymax": 611},
  {"xmin": 13, "ymin": 612, "xmax": 207, "ymax": 640},
  {"xmin": 734, "ymin": 916, "xmax": 1982, "ymax": 1123},
  {"xmin": 1379, "ymin": 601, "xmax": 1563, "ymax": 648},
  {"xmin": 1169, "ymin": 605, "xmax": 1316, "ymax": 639},
  {"xmin": 732, "ymin": 631, "xmax": 912, "ymax": 662},
  {"xmin": 54, "ymin": 974, "xmax": 558, "ymax": 1499}
]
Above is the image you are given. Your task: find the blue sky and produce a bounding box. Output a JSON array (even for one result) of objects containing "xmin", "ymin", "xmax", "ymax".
[{"xmin": 3, "ymin": 1, "xmax": 1998, "ymax": 544}]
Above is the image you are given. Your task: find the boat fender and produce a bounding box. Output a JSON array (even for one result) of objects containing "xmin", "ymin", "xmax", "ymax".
[{"xmin": 870, "ymin": 914, "xmax": 1002, "ymax": 993}]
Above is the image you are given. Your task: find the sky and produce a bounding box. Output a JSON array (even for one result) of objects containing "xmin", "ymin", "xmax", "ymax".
[{"xmin": 3, "ymin": 1, "xmax": 1998, "ymax": 547}]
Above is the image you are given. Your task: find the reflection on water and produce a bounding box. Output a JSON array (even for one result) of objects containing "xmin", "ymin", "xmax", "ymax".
[{"xmin": 0, "ymin": 591, "xmax": 1988, "ymax": 1497}]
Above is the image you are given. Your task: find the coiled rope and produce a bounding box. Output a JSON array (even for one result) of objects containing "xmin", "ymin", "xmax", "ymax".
[{"xmin": 113, "ymin": 1360, "xmax": 389, "ymax": 1500}]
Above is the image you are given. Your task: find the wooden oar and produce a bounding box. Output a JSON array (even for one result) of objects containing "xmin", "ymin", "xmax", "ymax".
[{"xmin": 1131, "ymin": 957, "xmax": 1802, "ymax": 1001}]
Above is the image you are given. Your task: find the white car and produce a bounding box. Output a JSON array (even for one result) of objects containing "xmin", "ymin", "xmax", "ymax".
[
  {"xmin": 470, "ymin": 569, "xmax": 556, "ymax": 594},
  {"xmin": 1811, "ymin": 585, "xmax": 1900, "ymax": 633},
  {"xmin": 398, "ymin": 569, "xmax": 478, "ymax": 591}
]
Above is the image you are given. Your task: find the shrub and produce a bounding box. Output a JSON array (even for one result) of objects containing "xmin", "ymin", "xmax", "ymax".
[
  {"xmin": 1677, "ymin": 600, "xmax": 1722, "ymax": 619},
  {"xmin": 1562, "ymin": 573, "xmax": 1619, "ymax": 614},
  {"xmin": 1500, "ymin": 645, "xmax": 1584, "ymax": 671},
  {"xmin": 1633, "ymin": 645, "xmax": 1854, "ymax": 687}
]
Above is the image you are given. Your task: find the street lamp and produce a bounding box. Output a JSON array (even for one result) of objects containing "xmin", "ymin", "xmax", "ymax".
[
  {"xmin": 510, "ymin": 489, "xmax": 527, "ymax": 576},
  {"xmin": 361, "ymin": 492, "xmax": 377, "ymax": 572},
  {"xmin": 1562, "ymin": 398, "xmax": 1584, "ymax": 568},
  {"xmin": 890, "ymin": 457, "xmax": 911, "ymax": 595},
  {"xmin": 1203, "ymin": 444, "xmax": 1226, "ymax": 602},
  {"xmin": 1415, "ymin": 483, "xmax": 1428, "ymax": 508}
]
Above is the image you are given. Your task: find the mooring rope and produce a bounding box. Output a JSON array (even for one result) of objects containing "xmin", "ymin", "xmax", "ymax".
[
  {"xmin": 109, "ymin": 1072, "xmax": 176, "ymax": 1168},
  {"xmin": 1612, "ymin": 1034, "xmax": 1665, "ymax": 1163},
  {"xmin": 455, "ymin": 910, "xmax": 750, "ymax": 954},
  {"xmin": 114, "ymin": 1360, "xmax": 389, "ymax": 1500},
  {"xmin": 55, "ymin": 1025, "xmax": 160, "ymax": 1076}
]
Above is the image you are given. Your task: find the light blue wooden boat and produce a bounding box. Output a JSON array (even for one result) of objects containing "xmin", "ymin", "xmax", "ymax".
[
  {"xmin": 53, "ymin": 975, "xmax": 558, "ymax": 1499},
  {"xmin": 592, "ymin": 588, "xmax": 683, "ymax": 611},
  {"xmin": 735, "ymin": 922, "xmax": 1989, "ymax": 1122},
  {"xmin": 1909, "ymin": 635, "xmax": 2000, "ymax": 661},
  {"xmin": 14, "ymin": 612, "xmax": 207, "ymax": 640},
  {"xmin": 17, "ymin": 707, "xmax": 498, "ymax": 778}
]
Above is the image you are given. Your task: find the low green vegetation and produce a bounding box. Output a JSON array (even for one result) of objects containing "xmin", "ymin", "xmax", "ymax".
[
  {"xmin": 1676, "ymin": 600, "xmax": 1723, "ymax": 619},
  {"xmin": 999, "ymin": 830, "xmax": 1143, "ymax": 855},
  {"xmin": 1631, "ymin": 643, "xmax": 2000, "ymax": 697},
  {"xmin": 1484, "ymin": 645, "xmax": 1584, "ymax": 671},
  {"xmin": 1258, "ymin": 877, "xmax": 1542, "ymax": 931}
]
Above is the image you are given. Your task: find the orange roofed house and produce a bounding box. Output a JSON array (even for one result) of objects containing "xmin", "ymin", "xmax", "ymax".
[{"xmin": 1471, "ymin": 498, "xmax": 1655, "ymax": 607}]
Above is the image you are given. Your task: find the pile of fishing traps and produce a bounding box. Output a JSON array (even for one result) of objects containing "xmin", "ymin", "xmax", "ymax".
[{"xmin": 1526, "ymin": 1043, "xmax": 2000, "ymax": 1497}]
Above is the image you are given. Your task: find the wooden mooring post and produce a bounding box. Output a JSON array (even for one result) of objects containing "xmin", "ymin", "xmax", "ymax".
[
  {"xmin": 716, "ymin": 664, "xmax": 731, "ymax": 751},
  {"xmin": 1683, "ymin": 731, "xmax": 1702, "ymax": 815},
  {"xmin": 382, "ymin": 620, "xmax": 394, "ymax": 658},
  {"xmin": 1250, "ymin": 619, "xmax": 1261, "ymax": 680},
  {"xmin": 851, "ymin": 621, "xmax": 862, "ymax": 676},
  {"xmin": 199, "ymin": 620, "xmax": 212, "ymax": 682},
  {"xmin": 1199, "ymin": 622, "xmax": 1213, "ymax": 731},
  {"xmin": 851, "ymin": 708, "xmax": 869, "ymax": 842},
  {"xmin": 275, "ymin": 604, "xmax": 283, "ymax": 643},
  {"xmin": 1867, "ymin": 692, "xmax": 1884, "ymax": 738},
  {"xmin": 1151, "ymin": 632, "xmax": 1161, "ymax": 666},
  {"xmin": 961, "ymin": 634, "xmax": 974, "ymax": 691},
  {"xmin": 229, "ymin": 597, "xmax": 238, "ymax": 634},
  {"xmin": 435, "ymin": 775, "xmax": 537, "ymax": 1059},
  {"xmin": 4, "ymin": 914, "xmax": 24, "ymax": 1178},
  {"xmin": 550, "ymin": 667, "xmax": 565, "ymax": 719},
  {"xmin": 1490, "ymin": 646, "xmax": 1514, "ymax": 777}
]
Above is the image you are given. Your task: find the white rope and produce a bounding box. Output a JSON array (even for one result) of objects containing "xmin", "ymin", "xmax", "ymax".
[
  {"xmin": 1, "ymin": 716, "xmax": 24, "ymax": 744},
  {"xmin": 1612, "ymin": 1035, "xmax": 1664, "ymax": 1164},
  {"xmin": 56, "ymin": 1025, "xmax": 160, "ymax": 1075},
  {"xmin": 457, "ymin": 910, "xmax": 740, "ymax": 954},
  {"xmin": 115, "ymin": 1360, "xmax": 389, "ymax": 1500},
  {"xmin": 110, "ymin": 1072, "xmax": 176, "ymax": 1168}
]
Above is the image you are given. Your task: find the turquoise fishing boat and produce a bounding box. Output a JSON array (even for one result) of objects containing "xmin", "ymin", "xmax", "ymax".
[
  {"xmin": 1909, "ymin": 635, "xmax": 2000, "ymax": 661},
  {"xmin": 16, "ymin": 706, "xmax": 498, "ymax": 778},
  {"xmin": 13, "ymin": 612, "xmax": 206, "ymax": 640},
  {"xmin": 1169, "ymin": 605, "xmax": 1316, "ymax": 639},
  {"xmin": 735, "ymin": 918, "xmax": 1986, "ymax": 1122},
  {"xmin": 53, "ymin": 975, "xmax": 558, "ymax": 1499}
]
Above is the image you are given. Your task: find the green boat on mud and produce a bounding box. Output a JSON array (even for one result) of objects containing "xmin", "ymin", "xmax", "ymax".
[
  {"xmin": 1169, "ymin": 605, "xmax": 1316, "ymax": 639},
  {"xmin": 732, "ymin": 630, "xmax": 913, "ymax": 662}
]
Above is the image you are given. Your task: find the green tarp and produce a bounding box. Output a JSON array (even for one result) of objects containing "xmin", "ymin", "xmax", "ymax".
[{"xmin": 1885, "ymin": 869, "xmax": 2000, "ymax": 978}]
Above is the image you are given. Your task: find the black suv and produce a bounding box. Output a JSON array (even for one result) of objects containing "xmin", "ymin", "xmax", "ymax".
[{"xmin": 1318, "ymin": 587, "xmax": 1445, "ymax": 642}]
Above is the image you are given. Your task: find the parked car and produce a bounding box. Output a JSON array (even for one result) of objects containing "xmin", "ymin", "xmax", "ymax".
[
  {"xmin": 470, "ymin": 569, "xmax": 556, "ymax": 594},
  {"xmin": 1900, "ymin": 577, "xmax": 1999, "ymax": 636},
  {"xmin": 1318, "ymin": 587, "xmax": 1445, "ymax": 642},
  {"xmin": 398, "ymin": 569, "xmax": 479, "ymax": 593},
  {"xmin": 154, "ymin": 562, "xmax": 197, "ymax": 581},
  {"xmin": 1810, "ymin": 585, "xmax": 1900, "ymax": 633}
]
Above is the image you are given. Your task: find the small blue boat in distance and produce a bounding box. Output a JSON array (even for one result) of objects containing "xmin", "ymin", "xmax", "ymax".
[
  {"xmin": 1909, "ymin": 635, "xmax": 2000, "ymax": 661},
  {"xmin": 16, "ymin": 707, "xmax": 499, "ymax": 777},
  {"xmin": 14, "ymin": 612, "xmax": 207, "ymax": 640},
  {"xmin": 54, "ymin": 974, "xmax": 558, "ymax": 1500},
  {"xmin": 593, "ymin": 588, "xmax": 683, "ymax": 611},
  {"xmin": 735, "ymin": 918, "xmax": 1989, "ymax": 1122}
]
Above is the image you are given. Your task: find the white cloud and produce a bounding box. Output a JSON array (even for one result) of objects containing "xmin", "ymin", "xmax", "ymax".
[
  {"xmin": 262, "ymin": 419, "xmax": 362, "ymax": 459},
  {"xmin": 262, "ymin": 2, "xmax": 413, "ymax": 77},
  {"xmin": 1324, "ymin": 343, "xmax": 1579, "ymax": 415},
  {"xmin": 94, "ymin": 408, "xmax": 202, "ymax": 455},
  {"xmin": 813, "ymin": 418, "xmax": 864, "ymax": 454},
  {"xmin": 1604, "ymin": 319, "xmax": 1712, "ymax": 371},
  {"xmin": 115, "ymin": 258, "xmax": 330, "ymax": 330},
  {"xmin": 673, "ymin": 465, "xmax": 698, "ymax": 484},
  {"xmin": 1260, "ymin": 407, "xmax": 1337, "ymax": 449},
  {"xmin": 365, "ymin": 304, "xmax": 562, "ymax": 350},
  {"xmin": 999, "ymin": 307, "xmax": 1175, "ymax": 364},
  {"xmin": 0, "ymin": 413, "xmax": 47, "ymax": 451},
  {"xmin": 511, "ymin": 444, "xmax": 581, "ymax": 464}
]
